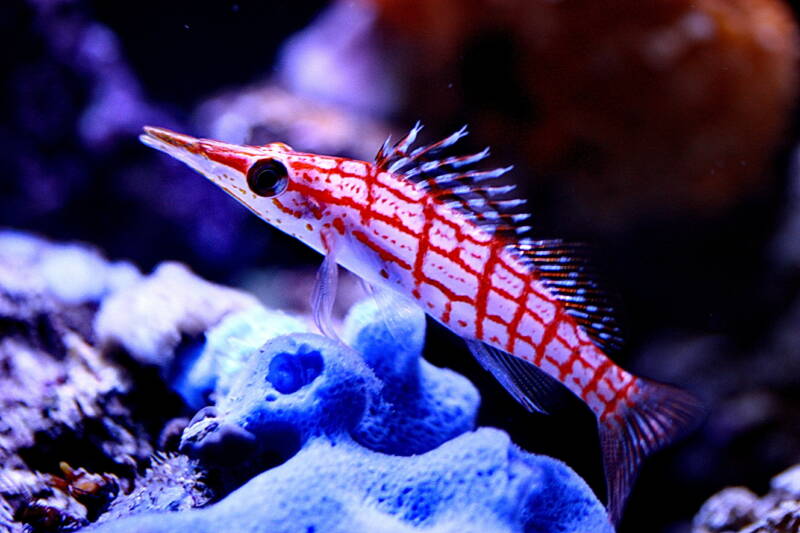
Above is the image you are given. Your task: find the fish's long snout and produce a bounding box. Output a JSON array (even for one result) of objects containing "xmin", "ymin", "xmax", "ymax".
[
  {"xmin": 140, "ymin": 126, "xmax": 202, "ymax": 153},
  {"xmin": 139, "ymin": 126, "xmax": 209, "ymax": 170},
  {"xmin": 140, "ymin": 126, "xmax": 254, "ymax": 177}
]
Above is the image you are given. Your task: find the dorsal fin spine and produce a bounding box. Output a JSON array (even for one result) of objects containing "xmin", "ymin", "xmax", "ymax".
[
  {"xmin": 376, "ymin": 136, "xmax": 393, "ymax": 163},
  {"xmin": 409, "ymin": 125, "xmax": 467, "ymax": 161},
  {"xmin": 461, "ymin": 166, "xmax": 514, "ymax": 182},
  {"xmin": 395, "ymin": 122, "xmax": 422, "ymax": 155},
  {"xmin": 492, "ymin": 198, "xmax": 527, "ymax": 209},
  {"xmin": 440, "ymin": 184, "xmax": 517, "ymax": 197},
  {"xmin": 405, "ymin": 149, "xmax": 493, "ymax": 181},
  {"xmin": 387, "ymin": 157, "xmax": 412, "ymax": 173},
  {"xmin": 507, "ymin": 239, "xmax": 625, "ymax": 354}
]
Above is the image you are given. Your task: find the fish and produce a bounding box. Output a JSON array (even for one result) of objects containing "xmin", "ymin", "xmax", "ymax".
[{"xmin": 140, "ymin": 123, "xmax": 703, "ymax": 523}]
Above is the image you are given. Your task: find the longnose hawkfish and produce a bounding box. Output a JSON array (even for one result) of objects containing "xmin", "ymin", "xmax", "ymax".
[{"xmin": 140, "ymin": 123, "xmax": 703, "ymax": 523}]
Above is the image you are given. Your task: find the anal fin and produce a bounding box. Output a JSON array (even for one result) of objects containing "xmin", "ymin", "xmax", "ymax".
[{"xmin": 465, "ymin": 340, "xmax": 568, "ymax": 414}]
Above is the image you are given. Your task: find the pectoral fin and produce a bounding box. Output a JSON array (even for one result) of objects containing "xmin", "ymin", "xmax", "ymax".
[{"xmin": 312, "ymin": 245, "xmax": 340, "ymax": 341}]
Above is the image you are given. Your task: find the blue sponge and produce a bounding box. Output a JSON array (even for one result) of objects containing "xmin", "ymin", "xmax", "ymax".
[
  {"xmin": 88, "ymin": 428, "xmax": 611, "ymax": 533},
  {"xmin": 173, "ymin": 306, "xmax": 309, "ymax": 409},
  {"xmin": 90, "ymin": 294, "xmax": 612, "ymax": 532},
  {"xmin": 343, "ymin": 295, "xmax": 480, "ymax": 455},
  {"xmin": 179, "ymin": 294, "xmax": 479, "ymax": 456}
]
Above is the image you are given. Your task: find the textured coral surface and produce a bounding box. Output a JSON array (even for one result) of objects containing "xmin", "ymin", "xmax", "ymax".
[
  {"xmin": 90, "ymin": 307, "xmax": 610, "ymax": 533},
  {"xmin": 90, "ymin": 430, "xmax": 612, "ymax": 533},
  {"xmin": 693, "ymin": 464, "xmax": 800, "ymax": 532}
]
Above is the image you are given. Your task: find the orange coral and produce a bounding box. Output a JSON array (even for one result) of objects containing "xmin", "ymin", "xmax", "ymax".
[{"xmin": 364, "ymin": 0, "xmax": 798, "ymax": 226}]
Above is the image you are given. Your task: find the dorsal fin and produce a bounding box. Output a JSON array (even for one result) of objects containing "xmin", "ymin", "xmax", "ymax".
[
  {"xmin": 507, "ymin": 239, "xmax": 625, "ymax": 354},
  {"xmin": 376, "ymin": 123, "xmax": 531, "ymax": 239},
  {"xmin": 377, "ymin": 125, "xmax": 622, "ymax": 352}
]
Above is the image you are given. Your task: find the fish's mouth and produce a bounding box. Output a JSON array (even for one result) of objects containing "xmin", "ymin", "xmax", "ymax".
[
  {"xmin": 139, "ymin": 126, "xmax": 217, "ymax": 175},
  {"xmin": 140, "ymin": 126, "xmax": 210, "ymax": 172},
  {"xmin": 140, "ymin": 126, "xmax": 256, "ymax": 178},
  {"xmin": 140, "ymin": 126, "xmax": 268, "ymax": 219},
  {"xmin": 140, "ymin": 126, "xmax": 201, "ymax": 151}
]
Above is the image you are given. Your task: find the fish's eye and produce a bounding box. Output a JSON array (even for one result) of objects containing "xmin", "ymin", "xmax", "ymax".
[{"xmin": 247, "ymin": 159, "xmax": 289, "ymax": 197}]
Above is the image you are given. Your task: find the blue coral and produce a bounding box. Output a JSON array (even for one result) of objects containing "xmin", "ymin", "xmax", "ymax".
[
  {"xmin": 87, "ymin": 292, "xmax": 613, "ymax": 533},
  {"xmin": 174, "ymin": 306, "xmax": 309, "ymax": 409},
  {"xmin": 343, "ymin": 296, "xmax": 480, "ymax": 455},
  {"xmin": 88, "ymin": 429, "xmax": 611, "ymax": 533}
]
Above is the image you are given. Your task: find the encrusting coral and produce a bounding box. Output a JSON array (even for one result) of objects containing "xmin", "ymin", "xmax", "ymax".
[
  {"xmin": 693, "ymin": 464, "xmax": 800, "ymax": 532},
  {"xmin": 91, "ymin": 429, "xmax": 610, "ymax": 533},
  {"xmin": 94, "ymin": 262, "xmax": 259, "ymax": 370},
  {"xmin": 344, "ymin": 297, "xmax": 480, "ymax": 455},
  {"xmin": 89, "ymin": 294, "xmax": 612, "ymax": 533}
]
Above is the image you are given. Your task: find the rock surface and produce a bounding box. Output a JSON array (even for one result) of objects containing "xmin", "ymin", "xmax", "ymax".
[
  {"xmin": 0, "ymin": 231, "xmax": 204, "ymax": 532},
  {"xmin": 89, "ymin": 429, "xmax": 612, "ymax": 533},
  {"xmin": 694, "ymin": 465, "xmax": 800, "ymax": 533},
  {"xmin": 93, "ymin": 320, "xmax": 611, "ymax": 533}
]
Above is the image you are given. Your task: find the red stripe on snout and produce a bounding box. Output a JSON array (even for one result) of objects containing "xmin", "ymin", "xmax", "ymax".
[{"xmin": 201, "ymin": 143, "xmax": 252, "ymax": 174}]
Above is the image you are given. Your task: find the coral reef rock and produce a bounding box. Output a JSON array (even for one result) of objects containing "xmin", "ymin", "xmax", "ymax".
[
  {"xmin": 94, "ymin": 262, "xmax": 259, "ymax": 369},
  {"xmin": 98, "ymin": 320, "xmax": 611, "ymax": 533},
  {"xmin": 89, "ymin": 429, "xmax": 611, "ymax": 533},
  {"xmin": 694, "ymin": 464, "xmax": 800, "ymax": 532},
  {"xmin": 0, "ymin": 231, "xmax": 168, "ymax": 532},
  {"xmin": 94, "ymin": 454, "xmax": 210, "ymax": 525}
]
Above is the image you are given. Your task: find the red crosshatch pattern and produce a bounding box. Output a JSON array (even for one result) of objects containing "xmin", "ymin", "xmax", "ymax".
[{"xmin": 274, "ymin": 152, "xmax": 636, "ymax": 420}]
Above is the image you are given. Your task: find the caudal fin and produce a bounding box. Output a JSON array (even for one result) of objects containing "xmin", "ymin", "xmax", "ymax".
[{"xmin": 599, "ymin": 378, "xmax": 704, "ymax": 524}]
